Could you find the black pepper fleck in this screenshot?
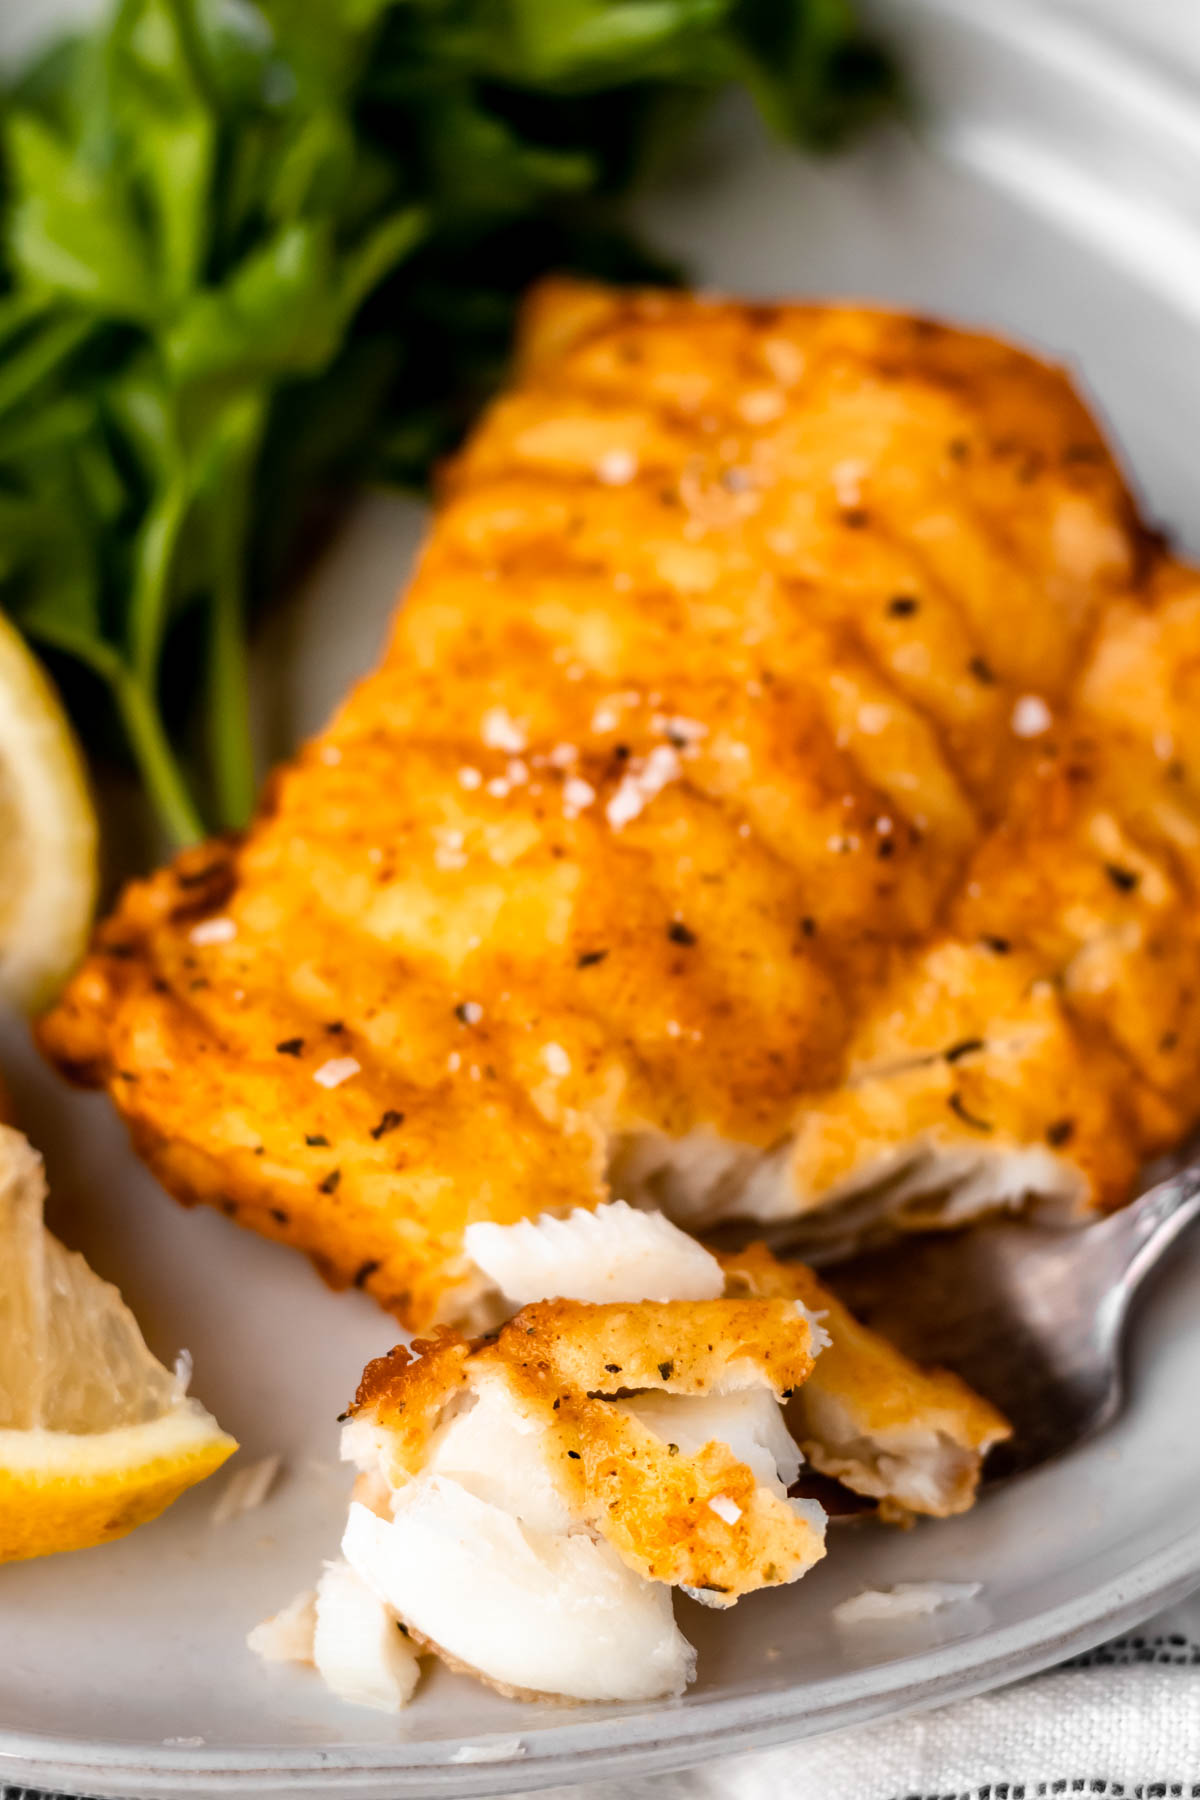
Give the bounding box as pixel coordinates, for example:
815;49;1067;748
275;1037;304;1057
318;1169;341;1194
887;595;919;617
305;1133;329;1147
370;1109;404;1140
567;1450;581;1460
944;1037;985;1064
352;1259;381;1289
1046;1119;1075;1147
968;655;996;685
667;921;696;946
982;935;1011;955
1105;863;1140;893
270;1208;289;1224
658;1360;675;1381
577;950;608;969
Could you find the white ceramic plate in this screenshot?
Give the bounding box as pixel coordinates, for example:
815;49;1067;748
4;2;1200;1793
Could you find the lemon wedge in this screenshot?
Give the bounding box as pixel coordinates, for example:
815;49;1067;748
0;1124;236;1563
0;612;98;1012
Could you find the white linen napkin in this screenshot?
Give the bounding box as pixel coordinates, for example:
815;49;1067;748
518;1591;1200;1800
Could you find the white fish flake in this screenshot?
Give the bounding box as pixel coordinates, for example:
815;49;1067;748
212;1454;281;1526
833;1581;982;1626
466;1200;724;1306
451;1738;527;1764
247;1589;317;1665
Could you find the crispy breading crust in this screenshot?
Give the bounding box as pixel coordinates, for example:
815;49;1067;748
352;1296;825;1603
721;1245;1009;1515
40;282;1200;1325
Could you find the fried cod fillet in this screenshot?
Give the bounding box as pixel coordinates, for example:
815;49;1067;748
40;283;1200;1326
719;1243;1008;1518
461;1199;1009;1520
251;1204;1005;1710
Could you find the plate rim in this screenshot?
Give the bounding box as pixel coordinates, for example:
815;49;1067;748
8;0;1200;1793
5;1512;1200;1797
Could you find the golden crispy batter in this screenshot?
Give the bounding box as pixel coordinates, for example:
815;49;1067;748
351;1295;825;1603
722;1245;1009;1516
40;282;1200;1324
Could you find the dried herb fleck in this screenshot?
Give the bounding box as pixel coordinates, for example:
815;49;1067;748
949;1092;993;1132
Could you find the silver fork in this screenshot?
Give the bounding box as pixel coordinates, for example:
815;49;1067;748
827;1155;1200;1480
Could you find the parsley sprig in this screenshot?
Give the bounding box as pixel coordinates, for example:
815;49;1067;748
0;0;896;842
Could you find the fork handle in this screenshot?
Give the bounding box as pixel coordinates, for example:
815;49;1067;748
1113;1158;1200;1292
